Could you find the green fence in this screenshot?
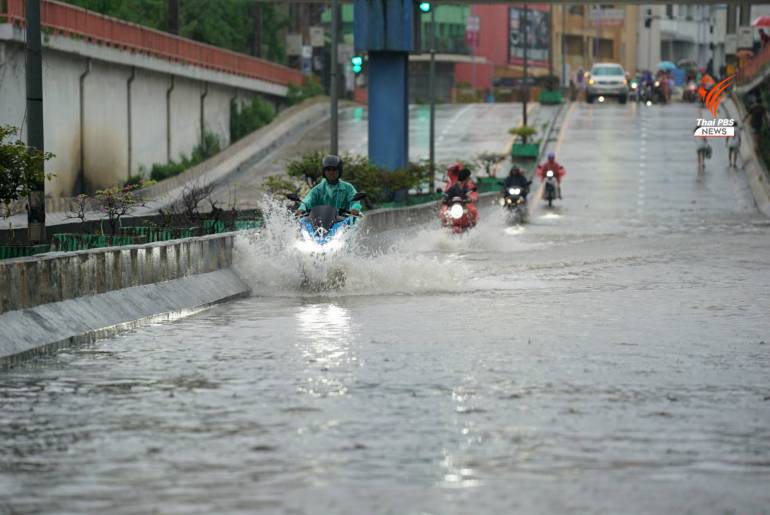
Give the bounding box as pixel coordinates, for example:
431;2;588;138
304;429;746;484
0;244;51;260
50;234;146;252
202;219;263;234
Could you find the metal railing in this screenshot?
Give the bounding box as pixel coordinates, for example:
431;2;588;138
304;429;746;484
0;0;303;87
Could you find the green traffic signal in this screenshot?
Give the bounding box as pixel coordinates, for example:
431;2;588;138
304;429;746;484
352;55;364;74
419;2;431;13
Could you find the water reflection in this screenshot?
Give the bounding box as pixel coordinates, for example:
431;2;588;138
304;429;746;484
295;304;356;397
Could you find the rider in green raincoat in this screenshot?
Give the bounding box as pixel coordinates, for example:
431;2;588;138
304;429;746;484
297;155;362;215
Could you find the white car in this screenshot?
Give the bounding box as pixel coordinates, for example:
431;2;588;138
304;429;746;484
586;63;629;104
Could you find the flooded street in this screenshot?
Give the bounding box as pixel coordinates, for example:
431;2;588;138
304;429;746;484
2;103;770;514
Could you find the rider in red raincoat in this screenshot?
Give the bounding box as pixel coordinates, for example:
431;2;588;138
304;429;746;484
536;152;566;198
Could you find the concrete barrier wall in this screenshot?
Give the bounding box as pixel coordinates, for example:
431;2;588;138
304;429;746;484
0;233;236;315
0;233;248;365
725;96;770;218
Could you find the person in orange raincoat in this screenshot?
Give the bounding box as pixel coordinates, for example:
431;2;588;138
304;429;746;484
536;152;566;199
443;162;462;192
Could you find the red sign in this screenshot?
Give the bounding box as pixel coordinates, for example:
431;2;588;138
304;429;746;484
465;15;480;48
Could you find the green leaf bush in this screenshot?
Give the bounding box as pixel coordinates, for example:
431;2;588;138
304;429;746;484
284;152;431;206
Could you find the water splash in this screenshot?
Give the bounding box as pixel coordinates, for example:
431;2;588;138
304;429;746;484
232;196;468;297
396;207;546;255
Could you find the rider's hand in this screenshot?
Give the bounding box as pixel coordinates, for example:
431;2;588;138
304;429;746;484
295;210;305;218
350;209;360;216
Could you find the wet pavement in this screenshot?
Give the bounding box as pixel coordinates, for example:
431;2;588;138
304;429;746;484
2;102;770;514
211;103;531;209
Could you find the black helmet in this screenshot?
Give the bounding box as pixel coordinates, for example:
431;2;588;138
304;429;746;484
322;154;343;180
457;168;471;181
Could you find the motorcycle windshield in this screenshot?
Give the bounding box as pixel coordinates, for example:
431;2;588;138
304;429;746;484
308;205;339;232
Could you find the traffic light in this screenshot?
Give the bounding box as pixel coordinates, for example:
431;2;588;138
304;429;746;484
418;2;431;13
351;55;364;74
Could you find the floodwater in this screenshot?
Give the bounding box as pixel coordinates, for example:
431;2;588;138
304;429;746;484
2;103;770;514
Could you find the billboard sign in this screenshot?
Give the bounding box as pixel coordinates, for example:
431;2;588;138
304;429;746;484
509;4;549;68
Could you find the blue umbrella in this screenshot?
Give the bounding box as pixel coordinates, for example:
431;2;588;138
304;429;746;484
657;61;677;71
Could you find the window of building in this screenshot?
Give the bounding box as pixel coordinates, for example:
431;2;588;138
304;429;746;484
565;35;584;56
597;39;613;60
568;5;584;16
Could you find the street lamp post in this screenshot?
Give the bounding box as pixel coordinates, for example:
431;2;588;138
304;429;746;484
26;0;45;243
523;4;528;128
429;7;436;192
330;0;339;155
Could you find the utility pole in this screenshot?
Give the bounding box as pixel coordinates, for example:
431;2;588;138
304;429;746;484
252;3;262;57
562;4;567;88
26;0;45;243
522;4;529;127
429;6;436;193
167;0;179;35
330;0;339;154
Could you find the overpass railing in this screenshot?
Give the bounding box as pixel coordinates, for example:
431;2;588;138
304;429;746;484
738;43;770;87
0;0;303;87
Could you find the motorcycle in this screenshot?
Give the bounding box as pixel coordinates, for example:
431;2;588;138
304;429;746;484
286;192;367;254
439;191;478;234
638;79;654;104
682;80;698;103
653;79;667;104
285;191;367;290
628;78;640;102
542;170;559;208
500;186;529;224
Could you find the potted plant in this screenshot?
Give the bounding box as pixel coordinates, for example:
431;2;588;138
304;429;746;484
538;75;564;105
509;125;540;159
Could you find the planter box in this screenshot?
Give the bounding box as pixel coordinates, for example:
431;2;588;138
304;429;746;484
511;143;540;159
476;177;503;193
539;90;563;105
0;244;50;260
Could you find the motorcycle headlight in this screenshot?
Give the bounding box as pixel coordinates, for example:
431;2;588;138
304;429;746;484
508;188;521;195
449;204;464;219
654;80;660;87
631;81;638;89
505;198;512;204
546;171;554;178
588;79;594;86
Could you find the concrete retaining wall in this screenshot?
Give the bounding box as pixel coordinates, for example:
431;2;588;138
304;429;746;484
0;25;285;198
725;96;770;218
0;233;249;366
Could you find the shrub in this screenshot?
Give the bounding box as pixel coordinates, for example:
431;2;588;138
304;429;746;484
150;132;221;182
260;175;303;197
0;125;55;231
509;125;537;144
287;77;325;106
285;152;431;205
230;96;276;142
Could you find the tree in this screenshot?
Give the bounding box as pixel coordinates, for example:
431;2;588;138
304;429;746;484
476;152;506;177
0;125;54;236
94;185;144;235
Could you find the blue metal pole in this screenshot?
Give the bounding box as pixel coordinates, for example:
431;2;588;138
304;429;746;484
354;0;414;171
368;51;409;170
